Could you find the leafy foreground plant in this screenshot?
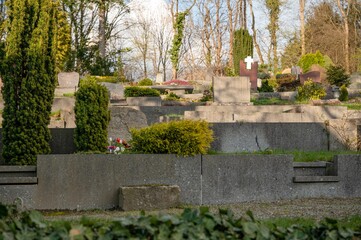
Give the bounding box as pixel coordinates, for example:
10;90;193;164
0;203;360;239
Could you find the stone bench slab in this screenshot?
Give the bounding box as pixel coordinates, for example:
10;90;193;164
293;176;339;183
119;185;180;211
0;177;38;185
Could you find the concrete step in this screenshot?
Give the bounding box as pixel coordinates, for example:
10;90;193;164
0;166;37;177
293;162;334;176
0;177;38;185
293;176;339;183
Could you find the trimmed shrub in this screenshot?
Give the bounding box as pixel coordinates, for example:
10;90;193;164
74;77;110;152
130;120;214;156
258;80;274;92
296;79;326;102
339;85;348;102
327;65;350;87
258;72;271;80
164;92;181;101
276;74;300;92
298;50;325;73
124;86;160;97
138;78;153;86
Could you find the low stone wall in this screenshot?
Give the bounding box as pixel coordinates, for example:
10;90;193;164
1;154;361;210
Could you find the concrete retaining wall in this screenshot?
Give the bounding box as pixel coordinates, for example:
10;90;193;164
1;154;361;210
210;123;333;152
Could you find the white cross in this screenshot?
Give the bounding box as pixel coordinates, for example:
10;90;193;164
244;56;254;70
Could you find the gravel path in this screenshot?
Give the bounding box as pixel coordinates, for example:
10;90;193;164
43;197;361;221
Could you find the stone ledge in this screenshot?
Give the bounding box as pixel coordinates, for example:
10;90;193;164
293;176;339;183
0;177;38;185
293;162;328;168
119;185;180;211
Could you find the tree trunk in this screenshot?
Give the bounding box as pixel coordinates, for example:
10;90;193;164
336;0;350;73
300;0;306;55
98;0;106;59
227;0;234;67
248;0;264;64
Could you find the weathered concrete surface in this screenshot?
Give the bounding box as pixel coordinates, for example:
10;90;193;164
210;123;331;152
126;97;162;106
108;107;148;140
213;76;250;103
34;154;201;210
119;185;180;211
201;155;294;204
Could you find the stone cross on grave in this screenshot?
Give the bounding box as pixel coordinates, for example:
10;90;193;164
244;56;254;70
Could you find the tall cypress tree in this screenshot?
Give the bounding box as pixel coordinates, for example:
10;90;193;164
2;0;59;165
233;29;253;75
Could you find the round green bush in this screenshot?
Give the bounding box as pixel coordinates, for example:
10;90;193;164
124;86;160;97
130;120;214;156
138;78;153;86
296;79;326;102
338;85;348;102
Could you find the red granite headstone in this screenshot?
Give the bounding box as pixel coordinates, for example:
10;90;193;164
239;60;258;90
299;71;321;85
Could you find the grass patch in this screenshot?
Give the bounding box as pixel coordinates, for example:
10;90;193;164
251;97;294;105
341;102;361;110
207;150;358;162
63;92;75;97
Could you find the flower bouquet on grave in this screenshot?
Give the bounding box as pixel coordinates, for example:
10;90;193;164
107;137;131;154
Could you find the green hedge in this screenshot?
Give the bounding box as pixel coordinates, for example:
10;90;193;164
0;204;359;239
124;86;160;97
74;78;110;152
130;120;214;156
138;78;153;86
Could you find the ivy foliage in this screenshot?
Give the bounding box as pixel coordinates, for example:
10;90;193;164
130;120;214;156
1;0;60;165
233;29;253;75
169;11;188;73
74;77;110;152
0;203;360;239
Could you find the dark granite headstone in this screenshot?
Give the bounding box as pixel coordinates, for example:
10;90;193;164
299;71;321;85
239;60;258;90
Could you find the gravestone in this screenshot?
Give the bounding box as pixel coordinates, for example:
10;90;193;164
239;56;258;90
56;72;80;96
100;82;125;101
156;73;164;83
213;76;251;104
58;72;79;88
348;73;361;89
299;71;321;85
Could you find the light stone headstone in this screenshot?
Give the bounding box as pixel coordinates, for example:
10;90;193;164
100;82;125;100
156;73;164;83
57;72;80;88
213;76;250;104
348;73;361;89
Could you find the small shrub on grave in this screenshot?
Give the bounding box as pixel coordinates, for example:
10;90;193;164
138;78;153;86
124;86;160;97
339;84;349;102
74;77;110;152
296;79;326;102
258;80;274;92
164;92;181;101
326;65;350;87
275;73;300;92
258;72;271;80
130;120;214;156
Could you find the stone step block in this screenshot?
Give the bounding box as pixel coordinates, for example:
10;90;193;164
119;185;180;211
0;177;38;185
293;176;339;183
